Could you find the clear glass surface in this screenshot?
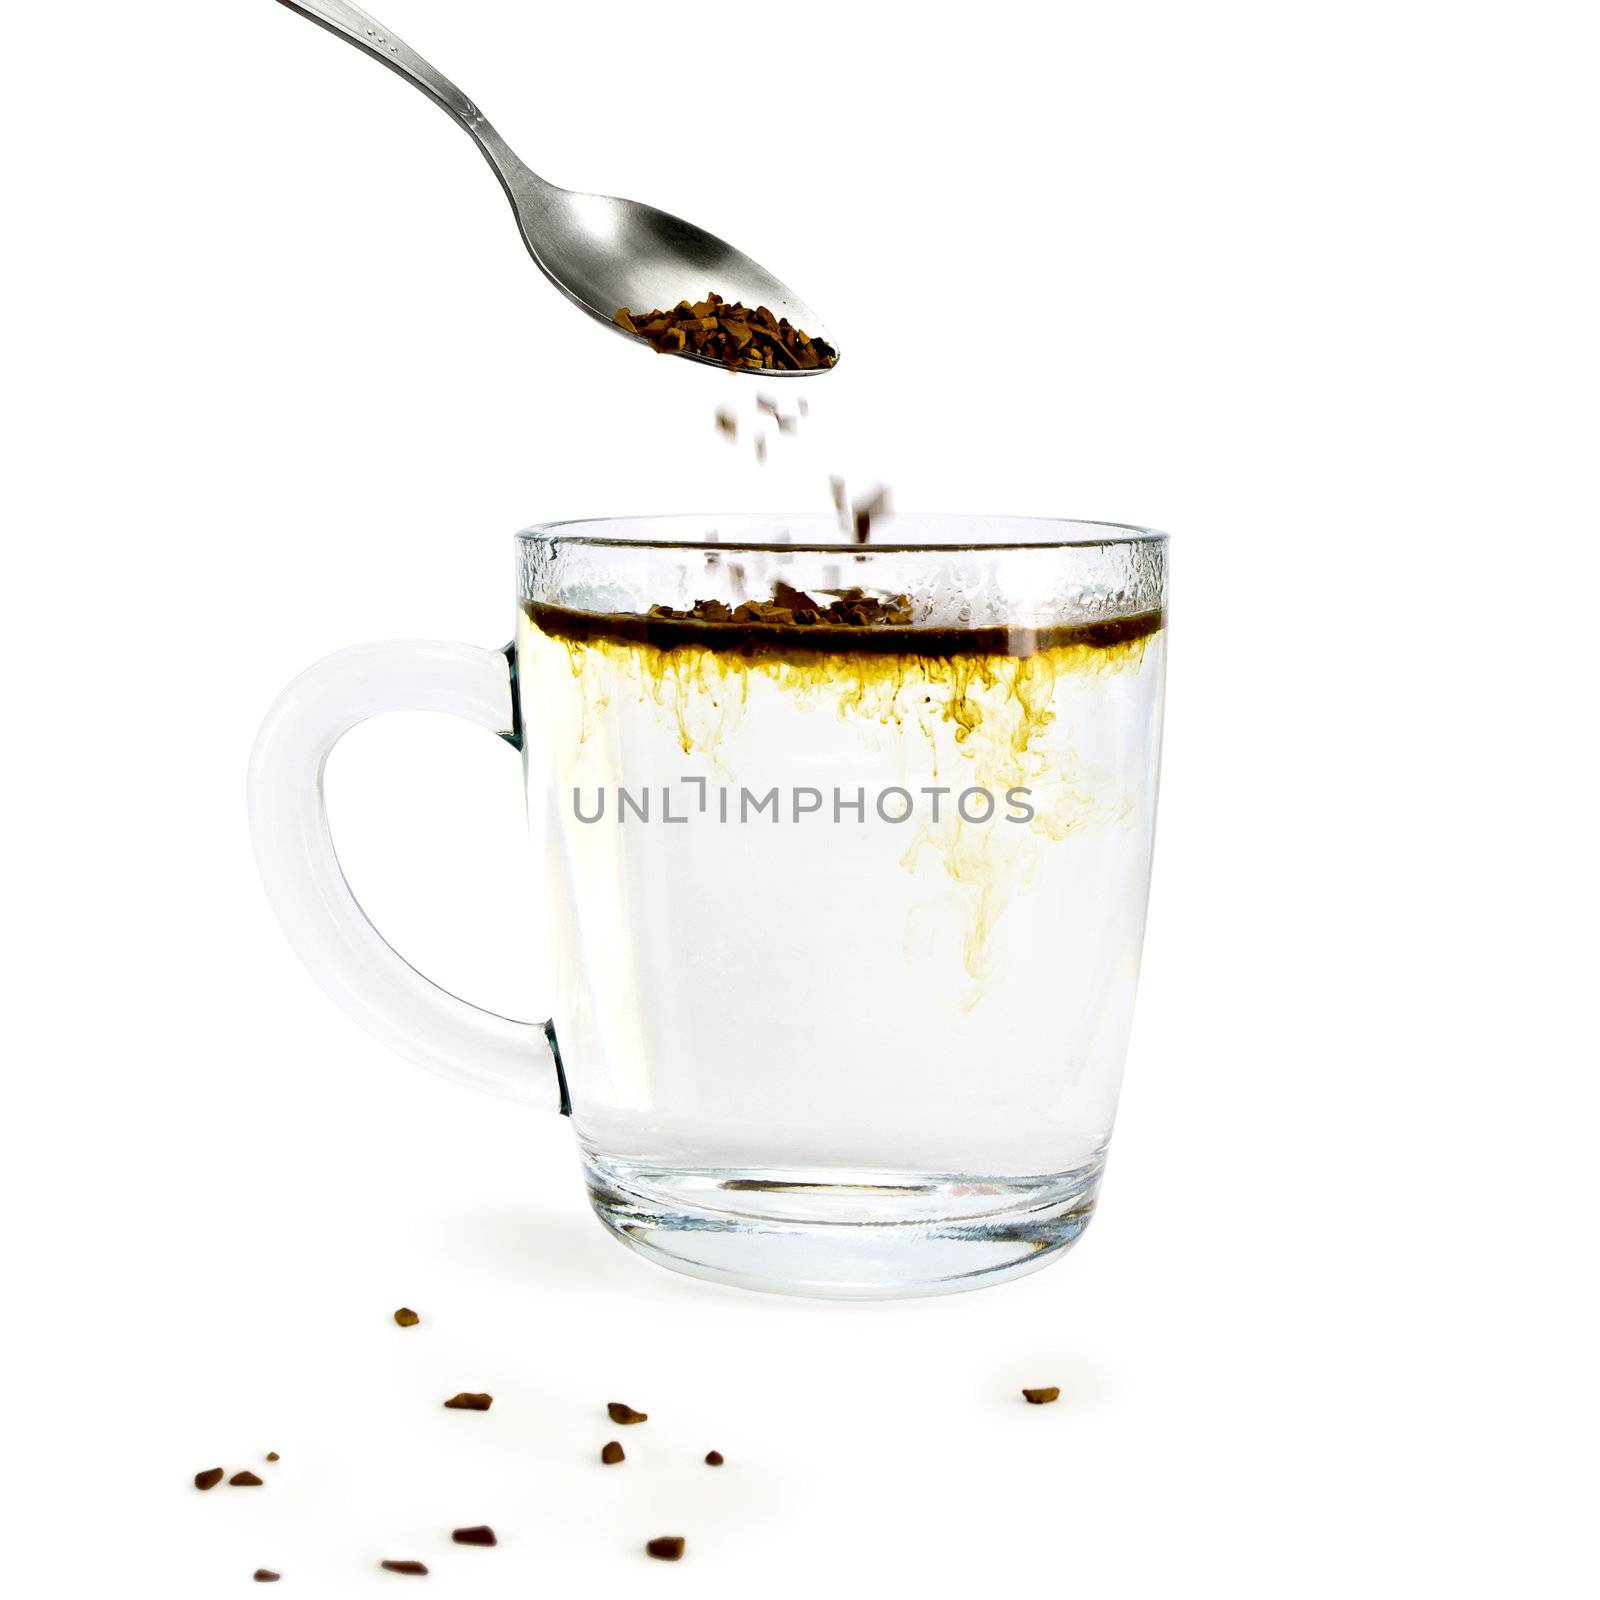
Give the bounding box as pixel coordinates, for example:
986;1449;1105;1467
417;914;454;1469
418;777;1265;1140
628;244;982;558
516;515;1167;1296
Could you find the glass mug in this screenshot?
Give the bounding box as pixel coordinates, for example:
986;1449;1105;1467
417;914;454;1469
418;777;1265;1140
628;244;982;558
249;515;1168;1297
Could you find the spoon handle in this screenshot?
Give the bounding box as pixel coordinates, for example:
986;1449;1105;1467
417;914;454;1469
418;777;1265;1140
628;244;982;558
273;1;481;122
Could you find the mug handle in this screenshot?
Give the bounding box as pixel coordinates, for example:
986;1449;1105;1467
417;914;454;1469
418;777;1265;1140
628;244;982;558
247;640;565;1112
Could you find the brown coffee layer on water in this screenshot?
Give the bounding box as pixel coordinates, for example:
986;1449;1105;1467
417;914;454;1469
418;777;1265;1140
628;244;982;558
520;595;1162;777
521;596;1163;989
522;599;1163;661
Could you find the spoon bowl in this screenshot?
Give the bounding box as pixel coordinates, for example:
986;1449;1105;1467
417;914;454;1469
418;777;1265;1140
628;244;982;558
273;0;838;371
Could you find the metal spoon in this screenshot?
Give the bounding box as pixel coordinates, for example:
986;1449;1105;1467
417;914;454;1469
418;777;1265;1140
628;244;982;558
271;0;838;373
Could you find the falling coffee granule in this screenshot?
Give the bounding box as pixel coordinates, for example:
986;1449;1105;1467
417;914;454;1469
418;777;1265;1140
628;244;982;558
253;1572;280;1584
230;1471;265;1487
851;484;892;545
615;293;837;372
265;1452;279;1462
829;475;849;535
380;1560;429;1575
704;1451;724;1467
646;1536;686;1562
607;1402;648;1425
443;1392;493;1411
1021;1386;1061;1405
452;1526;497;1547
601;1441;625;1465
713;408;737;439
393;1307;420;1327
194;1467;224;1491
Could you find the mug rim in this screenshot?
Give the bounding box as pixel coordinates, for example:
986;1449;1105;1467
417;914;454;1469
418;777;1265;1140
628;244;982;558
516;512;1168;555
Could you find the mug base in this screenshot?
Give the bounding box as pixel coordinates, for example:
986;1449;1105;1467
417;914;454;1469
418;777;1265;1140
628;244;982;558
580;1147;1103;1299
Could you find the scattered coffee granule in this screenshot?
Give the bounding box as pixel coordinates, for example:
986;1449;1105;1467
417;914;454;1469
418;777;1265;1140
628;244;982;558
713;408;737;439
380;1560;429;1575
230;1471;265;1487
704;1451;724;1467
194;1467;225;1491
615;293;837;371
253;1572;280;1584
798;396;809;417
601;1441;625;1465
1021;1387;1061;1405
753;431;767;465
646;1536;686;1562
443;1392;492;1411
393;1307;420;1327
755;393;780;419
265;1452;279;1462
452;1526;497;1546
607;1402;648;1425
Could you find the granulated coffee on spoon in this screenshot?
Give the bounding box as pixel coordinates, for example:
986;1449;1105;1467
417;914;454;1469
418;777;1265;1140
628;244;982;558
616;293;837;371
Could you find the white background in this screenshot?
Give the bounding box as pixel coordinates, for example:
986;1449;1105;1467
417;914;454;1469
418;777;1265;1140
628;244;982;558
3;1;1597;1594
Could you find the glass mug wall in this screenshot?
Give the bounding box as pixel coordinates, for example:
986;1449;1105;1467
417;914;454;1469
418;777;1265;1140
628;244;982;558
249;516;1167;1297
